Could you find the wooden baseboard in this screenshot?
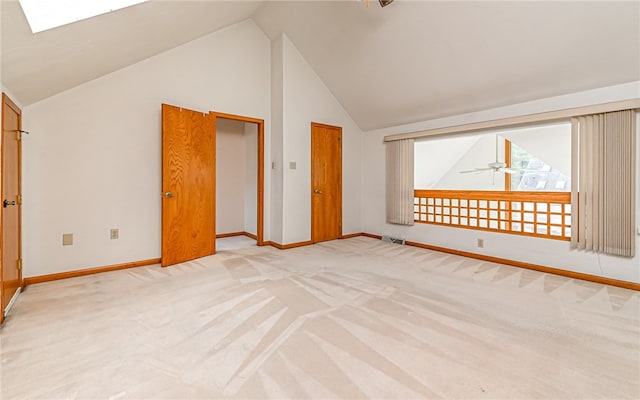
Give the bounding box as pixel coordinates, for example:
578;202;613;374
23;235;638;290
341;232;364;239
216;231;257;240
243;232;258;240
266;240;314;250
24;258;161;286
356;233;638;291
216;231;244;238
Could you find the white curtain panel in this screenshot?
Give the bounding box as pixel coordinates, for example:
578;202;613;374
386;138;415;225
571;110;636;257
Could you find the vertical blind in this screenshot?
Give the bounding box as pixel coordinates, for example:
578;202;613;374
386;138;415;225
571;110;636;257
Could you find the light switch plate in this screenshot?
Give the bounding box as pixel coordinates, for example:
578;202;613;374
289;161;296;170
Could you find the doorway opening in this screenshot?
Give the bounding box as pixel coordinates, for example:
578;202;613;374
212;112;264;252
215;117;257;250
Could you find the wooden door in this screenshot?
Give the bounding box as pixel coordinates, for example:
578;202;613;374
311;122;342;243
161;104;216;267
1;93;23;323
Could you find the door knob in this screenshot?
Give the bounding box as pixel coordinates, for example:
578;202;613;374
3;199;16;208
314;189;323;194
164;192;175;198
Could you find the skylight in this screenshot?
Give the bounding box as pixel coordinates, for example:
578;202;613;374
18;0;148;33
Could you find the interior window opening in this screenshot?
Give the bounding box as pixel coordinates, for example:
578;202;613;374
414;122;571;192
413;121;572;240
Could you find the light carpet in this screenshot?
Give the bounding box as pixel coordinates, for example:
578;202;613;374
1;237;638;399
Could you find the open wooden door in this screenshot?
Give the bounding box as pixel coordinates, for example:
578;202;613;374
311;122;342;243
1;93;23;324
161;104;216;267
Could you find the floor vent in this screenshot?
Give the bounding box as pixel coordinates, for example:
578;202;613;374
381;235;405;245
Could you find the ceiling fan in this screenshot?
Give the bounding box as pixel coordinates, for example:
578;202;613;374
459;135;518;177
365;0;394;7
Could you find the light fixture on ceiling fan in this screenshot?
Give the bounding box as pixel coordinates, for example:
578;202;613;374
365;0;395;7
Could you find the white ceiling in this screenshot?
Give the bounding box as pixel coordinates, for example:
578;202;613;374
2;0;639;131
1;0;263;105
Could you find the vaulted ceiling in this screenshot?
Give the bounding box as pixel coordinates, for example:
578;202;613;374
2;1;639;131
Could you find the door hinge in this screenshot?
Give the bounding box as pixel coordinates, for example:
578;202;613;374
17;195;22;205
17;259;22;271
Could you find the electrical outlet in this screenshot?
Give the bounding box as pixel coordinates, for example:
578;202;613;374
476;238;484;248
110;229;119;240
62;233;73;246
289;161;296;170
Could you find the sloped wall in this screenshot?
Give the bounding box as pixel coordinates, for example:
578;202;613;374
21;20;271;277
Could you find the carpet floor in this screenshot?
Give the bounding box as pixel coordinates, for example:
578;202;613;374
1;237;638;399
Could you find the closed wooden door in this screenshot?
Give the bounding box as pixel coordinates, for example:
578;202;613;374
1;93;23;323
311;122;342;243
161;104;216;267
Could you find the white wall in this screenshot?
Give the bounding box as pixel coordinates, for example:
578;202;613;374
278;34;363;244
269;35;284;244
21;20;271;277
363;82;640;283
244;123;258;235
216;119;258;236
216;118;247;234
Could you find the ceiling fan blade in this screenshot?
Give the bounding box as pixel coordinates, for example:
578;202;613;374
504;167;541;175
459;167;492;174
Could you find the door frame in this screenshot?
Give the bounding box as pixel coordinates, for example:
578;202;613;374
210;111;265;246
310;122;343;243
1;93;23;325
